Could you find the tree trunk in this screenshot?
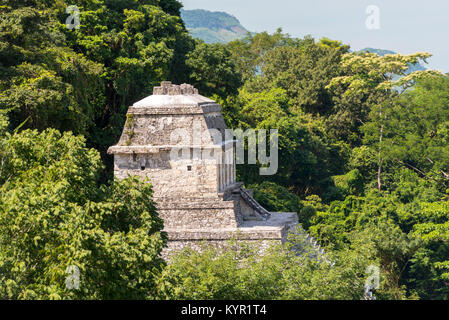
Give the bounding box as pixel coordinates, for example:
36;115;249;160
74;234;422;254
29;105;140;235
377;108;384;192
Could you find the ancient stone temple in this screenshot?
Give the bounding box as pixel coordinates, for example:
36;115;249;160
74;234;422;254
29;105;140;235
108;81;298;256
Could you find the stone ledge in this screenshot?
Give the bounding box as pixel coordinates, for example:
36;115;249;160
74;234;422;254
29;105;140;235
164;228;285;241
164;212;298;241
108;144;225;155
128;103;221;115
155;198;235;209
240;212;298;228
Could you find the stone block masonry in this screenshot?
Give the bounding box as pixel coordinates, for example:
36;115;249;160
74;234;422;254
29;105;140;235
108;82;298;258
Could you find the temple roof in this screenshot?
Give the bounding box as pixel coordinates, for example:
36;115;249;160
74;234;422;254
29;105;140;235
132;81;215;108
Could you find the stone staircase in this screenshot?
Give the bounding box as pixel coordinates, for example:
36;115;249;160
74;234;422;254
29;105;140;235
288;226;327;262
238;187;327;262
239;187;271;220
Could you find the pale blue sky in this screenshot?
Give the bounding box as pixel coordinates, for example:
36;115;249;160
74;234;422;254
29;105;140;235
181;0;449;72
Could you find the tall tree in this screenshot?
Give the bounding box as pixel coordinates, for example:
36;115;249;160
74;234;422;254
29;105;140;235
327;51;437;191
185;40;242;98
244;36;348;116
226;28;300;82
0;128;166;299
58;0;194;153
0;0;104;134
363;75;449;191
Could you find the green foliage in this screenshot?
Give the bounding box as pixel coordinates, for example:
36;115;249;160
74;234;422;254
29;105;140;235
157;232;367;300
244;36;348;115
408;201;449;299
226;28;301;81
348;146;378;180
221;33;351;197
0;2;104;134
0;112;8;136
308;180;449;299
56;0;194;157
228;84;348;197
331;169;364;198
297;195;328;230
0;129;166;299
237;87;289;127
2;2;449;299
362;75;449;192
327;50;436;146
62;0;191;104
348;221;419;300
360;48;427;74
249;181;302;213
185;41;242;98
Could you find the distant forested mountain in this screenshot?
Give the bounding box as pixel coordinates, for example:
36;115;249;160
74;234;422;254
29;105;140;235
180;9;427;77
180;9;250;43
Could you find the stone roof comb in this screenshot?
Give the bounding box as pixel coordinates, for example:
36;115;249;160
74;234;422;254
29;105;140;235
153;81;199;95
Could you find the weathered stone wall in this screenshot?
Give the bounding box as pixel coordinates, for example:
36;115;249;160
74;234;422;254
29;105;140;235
114;152;220;198
108;82;299;261
240;196;258;220
111;99;236;196
161;211;298;259
118;113;226;147
156;197;239;229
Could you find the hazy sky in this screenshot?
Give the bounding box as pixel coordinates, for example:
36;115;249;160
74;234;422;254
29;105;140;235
181;0;449;72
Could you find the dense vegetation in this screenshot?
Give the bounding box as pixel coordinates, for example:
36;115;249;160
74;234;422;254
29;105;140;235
1;0;449;300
